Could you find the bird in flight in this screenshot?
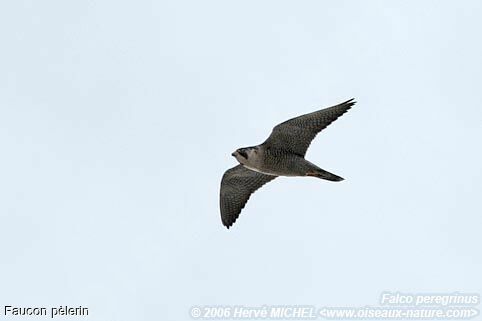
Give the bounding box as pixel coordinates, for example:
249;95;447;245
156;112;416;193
220;98;356;229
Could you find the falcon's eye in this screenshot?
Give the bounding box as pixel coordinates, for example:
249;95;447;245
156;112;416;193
238;150;248;159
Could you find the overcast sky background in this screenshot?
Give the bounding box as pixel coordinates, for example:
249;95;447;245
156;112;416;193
1;0;481;320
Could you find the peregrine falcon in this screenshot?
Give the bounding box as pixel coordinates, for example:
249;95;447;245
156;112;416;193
220;98;356;228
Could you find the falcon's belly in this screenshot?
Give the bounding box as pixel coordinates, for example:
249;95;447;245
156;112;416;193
242;164;283;176
244;152;312;177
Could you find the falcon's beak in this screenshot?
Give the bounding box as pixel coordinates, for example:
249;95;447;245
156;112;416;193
231;151;237;157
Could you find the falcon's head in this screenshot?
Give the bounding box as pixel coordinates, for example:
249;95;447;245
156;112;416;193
231;146;258;165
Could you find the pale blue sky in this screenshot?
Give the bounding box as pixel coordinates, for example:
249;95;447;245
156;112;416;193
1;1;481;320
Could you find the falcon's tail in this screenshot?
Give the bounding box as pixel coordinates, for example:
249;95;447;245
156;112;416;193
307;168;344;182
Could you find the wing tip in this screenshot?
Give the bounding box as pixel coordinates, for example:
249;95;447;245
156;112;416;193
342;98;356;108
223;220;234;229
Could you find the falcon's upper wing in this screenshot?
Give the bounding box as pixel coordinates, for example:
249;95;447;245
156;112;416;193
220;165;277;228
262;99;356;156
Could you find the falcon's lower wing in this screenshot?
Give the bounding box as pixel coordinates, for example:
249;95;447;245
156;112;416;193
220;165;277;228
